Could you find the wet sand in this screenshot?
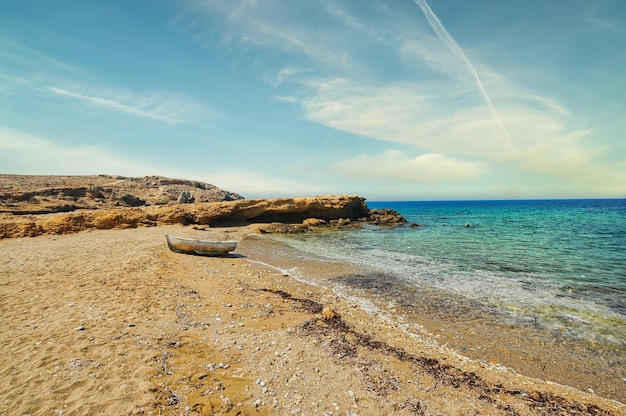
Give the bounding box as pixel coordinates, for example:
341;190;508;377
1;225;624;415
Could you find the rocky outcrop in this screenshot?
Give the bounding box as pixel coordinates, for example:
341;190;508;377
366;208;407;225
0;174;408;238
0;175;243;214
0;195;372;238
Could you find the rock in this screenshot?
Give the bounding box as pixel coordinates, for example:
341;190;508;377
366;208;407;225
302;218;327;226
321;307;339;320
0;174;243;215
0;194;370;238
257;223;311;234
120;194;145;207
177;190;195;204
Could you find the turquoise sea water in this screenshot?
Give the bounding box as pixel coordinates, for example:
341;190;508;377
240;198;626;399
252;199;626;349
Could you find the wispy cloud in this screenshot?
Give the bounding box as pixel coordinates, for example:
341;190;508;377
298;77;517;161
412;0;511;145
177;1;614;191
45;86;194;125
0;37;86;76
1;71;218;125
336;150;486;184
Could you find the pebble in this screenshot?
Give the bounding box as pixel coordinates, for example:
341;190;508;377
74;325;85;331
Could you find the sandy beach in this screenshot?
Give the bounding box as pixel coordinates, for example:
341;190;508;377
1;224;624;415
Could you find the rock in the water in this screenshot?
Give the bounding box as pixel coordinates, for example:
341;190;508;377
366;208;407;225
257;223;311;234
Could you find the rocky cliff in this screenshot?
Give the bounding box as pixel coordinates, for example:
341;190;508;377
0;174;243;215
0;175;407;238
0;195;406;238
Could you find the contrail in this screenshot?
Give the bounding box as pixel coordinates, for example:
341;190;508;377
413;0;513;146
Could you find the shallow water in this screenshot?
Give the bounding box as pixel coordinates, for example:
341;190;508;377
239;199;626;401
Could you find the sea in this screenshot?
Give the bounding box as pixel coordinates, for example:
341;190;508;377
239;199;626;399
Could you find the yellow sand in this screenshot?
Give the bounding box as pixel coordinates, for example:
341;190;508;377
1;225;623;415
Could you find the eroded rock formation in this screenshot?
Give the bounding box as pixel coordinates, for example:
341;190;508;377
0;175;407;238
0;195;385;238
0;174;243;215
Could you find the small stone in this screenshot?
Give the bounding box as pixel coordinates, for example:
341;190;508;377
128;323;136;327
74;325;85;331
321;307;339;320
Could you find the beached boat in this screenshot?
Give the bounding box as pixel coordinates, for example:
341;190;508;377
166;235;237;256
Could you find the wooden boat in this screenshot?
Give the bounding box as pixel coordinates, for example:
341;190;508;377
166;235;237;256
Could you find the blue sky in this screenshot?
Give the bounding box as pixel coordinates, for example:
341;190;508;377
1;0;625;200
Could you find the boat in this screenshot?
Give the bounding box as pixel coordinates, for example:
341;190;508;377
166;235;237;256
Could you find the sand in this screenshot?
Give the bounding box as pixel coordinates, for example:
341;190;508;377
1;225;624;415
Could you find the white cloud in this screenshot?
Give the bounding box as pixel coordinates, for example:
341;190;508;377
198;169;329;199
0;128;158;175
336;149;486;184
175;1;626;198
267;66;311;87
299;77;517;161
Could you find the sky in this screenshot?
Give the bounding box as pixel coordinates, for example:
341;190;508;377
1;0;625;200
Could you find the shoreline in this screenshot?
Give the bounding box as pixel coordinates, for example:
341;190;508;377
1;225;624;415
239;232;626;403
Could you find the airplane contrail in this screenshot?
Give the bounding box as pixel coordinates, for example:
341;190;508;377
413;0;513;146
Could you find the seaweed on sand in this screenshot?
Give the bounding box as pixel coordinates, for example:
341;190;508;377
269;289;614;416
258;288;324;313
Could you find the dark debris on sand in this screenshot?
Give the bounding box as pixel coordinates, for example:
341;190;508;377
264;288;614;416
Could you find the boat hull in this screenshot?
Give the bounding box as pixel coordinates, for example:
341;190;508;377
166;235;237;256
